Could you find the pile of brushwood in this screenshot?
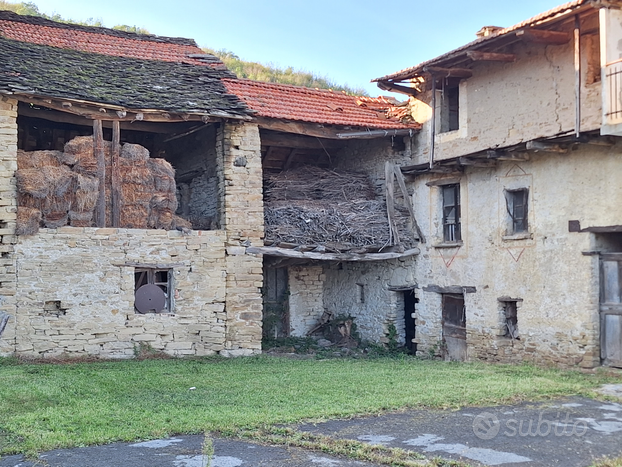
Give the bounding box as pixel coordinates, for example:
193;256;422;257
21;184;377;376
263;166;414;252
16;136;190;235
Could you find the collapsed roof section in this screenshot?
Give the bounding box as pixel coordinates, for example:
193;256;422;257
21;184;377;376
373;0;600;94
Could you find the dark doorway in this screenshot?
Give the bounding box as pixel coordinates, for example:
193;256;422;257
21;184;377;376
442;294;466;361
404;290;417;353
263;266;289;339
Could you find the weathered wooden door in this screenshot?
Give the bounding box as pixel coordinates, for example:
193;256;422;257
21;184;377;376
601;253;622;368
404;290;417;354
263;267;289;339
442;294;467;361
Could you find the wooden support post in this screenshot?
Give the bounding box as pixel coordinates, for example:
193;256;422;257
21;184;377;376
574;15;581;138
429;78;437;169
385;161;399;245
393;165;426;243
111;120;121;228
93;119;106;227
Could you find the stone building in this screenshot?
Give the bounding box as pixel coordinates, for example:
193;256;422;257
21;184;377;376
0;11;420;358
374;0;622;367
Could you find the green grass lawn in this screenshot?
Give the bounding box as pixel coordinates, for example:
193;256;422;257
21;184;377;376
0;355;617;456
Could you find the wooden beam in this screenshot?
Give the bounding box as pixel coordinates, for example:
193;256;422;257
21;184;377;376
93;119;106;228
283;148;298;171
423;66;473;78
458;157;497;167
422;284;477;294
516;29;571;45
255;117;344;139
247;246;420;262
393;164;425;243
17;103;192;133
259;131;344;149
466;51;516;62
385;161;399;245
525;141;568;153
376;80;419;96
111;121;121;228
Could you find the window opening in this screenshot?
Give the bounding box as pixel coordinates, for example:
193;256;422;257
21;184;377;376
357;283;365;304
505;189;528;234
134;268;172;313
442;184;461;242
501;301;519;339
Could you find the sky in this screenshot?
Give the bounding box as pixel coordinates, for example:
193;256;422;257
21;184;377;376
33;0;566;96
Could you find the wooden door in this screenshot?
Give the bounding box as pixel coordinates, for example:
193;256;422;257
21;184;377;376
442;294;467;361
263;267;289;339
601;253;622;368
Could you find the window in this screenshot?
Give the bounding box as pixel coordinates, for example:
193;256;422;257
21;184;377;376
439;82;460;133
442;184;461;242
134;268;173;313
505;189;528;234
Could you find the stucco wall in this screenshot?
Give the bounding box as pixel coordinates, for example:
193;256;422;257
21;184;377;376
409;28;602;164
411;143;622;367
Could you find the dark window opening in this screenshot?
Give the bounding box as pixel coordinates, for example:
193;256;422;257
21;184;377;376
501;300;519;339
442;184;461;242
357;283;365;304
505;189;529;234
439;81;460;133
134;268;172;313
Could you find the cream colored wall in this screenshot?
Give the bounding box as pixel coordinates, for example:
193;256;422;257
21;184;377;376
409;32;602;165
411;144;622;367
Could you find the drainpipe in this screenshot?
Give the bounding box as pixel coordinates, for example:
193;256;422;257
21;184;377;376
574;14;581;138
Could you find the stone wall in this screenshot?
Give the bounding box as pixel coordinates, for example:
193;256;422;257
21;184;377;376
322;258;416;343
411;144;620;367
0;97;18;356
13;227;227;358
288;265;325;336
219;122;264;356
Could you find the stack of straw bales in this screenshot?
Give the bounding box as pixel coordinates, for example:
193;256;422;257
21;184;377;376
16;136;188;235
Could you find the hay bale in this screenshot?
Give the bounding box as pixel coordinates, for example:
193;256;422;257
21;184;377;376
74;174;99;212
43;211;68;229
120;204;149;229
17;150;62;169
69;210;93;227
121;143;149;161
147;158;175;178
64;136;93;156
120;161;154;186
150;193;177;212
16;206;41;235
148;208;173;230
16;169;49;198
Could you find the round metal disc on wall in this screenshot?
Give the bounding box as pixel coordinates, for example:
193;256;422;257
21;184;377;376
135;284;166;313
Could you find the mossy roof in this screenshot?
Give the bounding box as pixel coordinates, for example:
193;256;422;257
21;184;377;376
0;36;251;118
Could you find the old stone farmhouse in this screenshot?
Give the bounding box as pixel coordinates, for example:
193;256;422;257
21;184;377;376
374;0;622;368
0;11;419;358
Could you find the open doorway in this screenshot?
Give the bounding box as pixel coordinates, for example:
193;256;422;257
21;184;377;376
404;290;417;353
263;266;289;340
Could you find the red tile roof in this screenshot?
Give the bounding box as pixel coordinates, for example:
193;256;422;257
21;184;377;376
0;10;220;67
223;79;418;129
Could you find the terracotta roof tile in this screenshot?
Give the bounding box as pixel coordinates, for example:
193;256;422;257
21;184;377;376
0;10;222;68
223;79;419;129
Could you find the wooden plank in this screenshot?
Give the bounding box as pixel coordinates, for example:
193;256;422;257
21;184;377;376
393;164;425;243
247;246;420;262
466;51;516;62
111;121;121;228
516;29;571;45
423;284;477;294
425;177;462;187
423;66;473;78
525;141;568;153
574;15;581;138
93;119;106;228
385;161;399;245
255;117;344;139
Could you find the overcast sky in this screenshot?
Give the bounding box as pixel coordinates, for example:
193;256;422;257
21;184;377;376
34;0;564;95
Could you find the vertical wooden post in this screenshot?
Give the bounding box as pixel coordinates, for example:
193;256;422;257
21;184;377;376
385;161;399;246
93;119;106;227
111;121;121;228
574;14;581;138
429;77;437;169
